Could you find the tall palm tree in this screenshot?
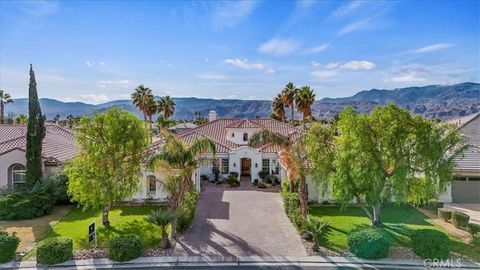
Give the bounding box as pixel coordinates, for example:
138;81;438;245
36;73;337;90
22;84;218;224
249;129;310;218
0;90;14;124
149;132;216;236
145;209;180;249
66;114;75;129
131;85;153;122
295;86;316;124
272;94;286;122
158;96;176;120
281;83;297;121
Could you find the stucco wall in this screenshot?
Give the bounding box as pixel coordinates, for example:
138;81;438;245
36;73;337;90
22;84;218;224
0;150;28;188
225;128;260;145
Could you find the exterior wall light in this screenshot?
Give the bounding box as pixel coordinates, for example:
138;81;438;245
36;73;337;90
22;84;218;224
233;163;236;167
255;163;258;168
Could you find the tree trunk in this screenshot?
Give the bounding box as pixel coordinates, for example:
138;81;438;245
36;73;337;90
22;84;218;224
289;178;295;193
372;203;382;226
291;103;294;121
149;115;153;142
102;205;110;226
160;227;170;249
0;101;4;124
298;178;308;218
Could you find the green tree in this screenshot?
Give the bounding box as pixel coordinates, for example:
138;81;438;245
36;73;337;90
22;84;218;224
272;93;286;122
157;96;176;120
145;209;180;249
65;107;149;225
308;104;466;225
26;65;46;187
281;82;297;121
66;114;75;129
0;90;13;124
131;84;153;122
295;86;316;124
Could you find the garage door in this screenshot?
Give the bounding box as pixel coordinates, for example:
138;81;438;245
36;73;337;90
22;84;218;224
452;181;480;203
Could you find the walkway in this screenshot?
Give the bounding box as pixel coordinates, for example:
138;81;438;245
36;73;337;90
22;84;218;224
173;181;307;256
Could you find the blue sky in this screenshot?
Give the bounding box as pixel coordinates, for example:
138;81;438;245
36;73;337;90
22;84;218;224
0;0;479;104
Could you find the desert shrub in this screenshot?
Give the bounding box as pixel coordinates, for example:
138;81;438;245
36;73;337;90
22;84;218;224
452;211;470;228
0;231;20;263
108;234;143;262
176;191;199;233
437;208;452;222
411;229;450;259
348;228;390;259
36;237;73;265
258;171;269;180
257;181;267;189
304;218;329;250
468;223;480;238
226;174;240;187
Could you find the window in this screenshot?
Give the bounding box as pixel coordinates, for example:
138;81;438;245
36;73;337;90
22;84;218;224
212;158;219;174
232;132;235;138
243;133;249;142
221;158;229;174
262;159;270;173
147;175;156;193
454;176;467;181
272;159;279;175
10;164;26;189
468;177;480;181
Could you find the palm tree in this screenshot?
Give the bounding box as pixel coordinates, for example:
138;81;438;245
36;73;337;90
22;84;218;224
144;96;157;141
249;129;310;218
149;132;216;236
15;114;28;124
131;85;153;122
145;209;180;249
281;83;297;121
158;96;176;120
66;114;75;129
0;90;14;124
295;86;316;124
272;94;286;122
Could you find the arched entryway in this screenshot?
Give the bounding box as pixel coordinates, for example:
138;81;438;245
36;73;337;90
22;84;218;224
240;158;251;177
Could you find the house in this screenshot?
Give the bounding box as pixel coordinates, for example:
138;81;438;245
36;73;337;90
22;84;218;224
0;124;77;190
443;113;480;203
167;122;198;134
131;111;300;201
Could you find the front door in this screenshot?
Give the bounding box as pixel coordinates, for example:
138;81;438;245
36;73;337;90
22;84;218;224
241;158;251;176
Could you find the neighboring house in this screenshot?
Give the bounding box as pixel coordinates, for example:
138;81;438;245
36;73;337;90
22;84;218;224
0;124;77;189
443;113;480;203
131;111;300;202
167;122;198;134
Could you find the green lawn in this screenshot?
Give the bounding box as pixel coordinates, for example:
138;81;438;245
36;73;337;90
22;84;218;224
309;205;480;260
45;206;164;249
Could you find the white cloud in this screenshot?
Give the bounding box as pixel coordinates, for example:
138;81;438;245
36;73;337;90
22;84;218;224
85;61;92;67
330;0;366;19
197;73;227;80
412;43;454;54
338;18;370;35
73;93;131;104
324;62;340;69
224;59;275;73
212;1;259;29
311;70;338;78
99;62;106;66
20;0;59;16
341;60;375;70
258;38;301;56
97;80;132;89
304;43;329;54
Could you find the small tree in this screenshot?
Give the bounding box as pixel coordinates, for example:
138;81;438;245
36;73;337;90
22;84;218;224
145;209;180;249
308;104;466;225
66;107;149;225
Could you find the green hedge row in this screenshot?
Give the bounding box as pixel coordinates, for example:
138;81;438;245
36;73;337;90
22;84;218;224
0;231;20;263
281;191;304;231
176;191;199;233
37;237;73;265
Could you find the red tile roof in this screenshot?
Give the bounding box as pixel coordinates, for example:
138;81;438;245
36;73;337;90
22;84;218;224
149;118;300;154
0;124;77;163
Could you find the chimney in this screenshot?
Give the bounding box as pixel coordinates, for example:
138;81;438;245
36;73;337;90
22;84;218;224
208;110;217;122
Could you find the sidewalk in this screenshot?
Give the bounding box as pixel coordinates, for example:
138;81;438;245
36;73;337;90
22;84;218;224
2;256;480;270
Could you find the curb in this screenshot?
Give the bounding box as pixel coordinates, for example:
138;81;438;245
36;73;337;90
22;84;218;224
2;255;480;269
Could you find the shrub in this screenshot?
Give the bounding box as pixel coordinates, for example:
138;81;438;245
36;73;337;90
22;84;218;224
229;172;239;178
0;231;20;263
468;223;480;238
258;171;269;180
108;234;143;262
452;211;470;228
348;228;390;259
282;192;305;231
212;167;220;181
424;199;443;210
265;175;273;184
200;174;209;181
304;218;329;250
36;237;73;265
257;181;267;189
273;175;280;185
176;191;199;233
437;208;452;222
0;186;54;220
253;179;258;186
42;172;71;205
411;229;450;259
226;174;240;187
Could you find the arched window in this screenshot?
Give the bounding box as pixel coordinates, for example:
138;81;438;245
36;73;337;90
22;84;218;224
8;164;26;190
147;175;157;193
243;133;248;142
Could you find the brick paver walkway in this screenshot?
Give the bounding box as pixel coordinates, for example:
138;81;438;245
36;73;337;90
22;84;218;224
173;180;307;256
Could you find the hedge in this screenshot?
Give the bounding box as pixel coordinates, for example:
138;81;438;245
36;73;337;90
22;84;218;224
452;211;470;228
437;208;452;222
348;228;390;259
411;229;450;259
281;191;304;231
176;191;199;233
36;237;73;265
108;234;143;262
0;231;20;263
468;223;480;238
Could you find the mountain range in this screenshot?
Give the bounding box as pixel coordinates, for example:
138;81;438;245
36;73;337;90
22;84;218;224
6;82;479;120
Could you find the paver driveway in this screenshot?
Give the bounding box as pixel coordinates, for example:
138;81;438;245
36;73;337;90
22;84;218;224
173;181;307;256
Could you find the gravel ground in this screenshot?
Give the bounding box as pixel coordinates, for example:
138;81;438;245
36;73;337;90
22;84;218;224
72;240;176;260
